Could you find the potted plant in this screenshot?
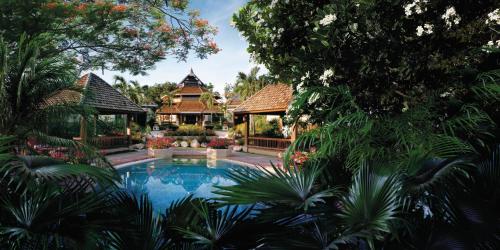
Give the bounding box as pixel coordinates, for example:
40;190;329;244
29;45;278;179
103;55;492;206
206;138;231;159
147;137;174;158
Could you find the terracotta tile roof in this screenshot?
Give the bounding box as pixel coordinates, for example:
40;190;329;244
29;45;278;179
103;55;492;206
233;83;293;114
42;73;144;114
42;89;82;107
226;96;242;107
157;100;221;114
177;85;205;95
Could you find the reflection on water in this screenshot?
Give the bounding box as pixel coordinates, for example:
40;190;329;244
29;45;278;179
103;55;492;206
118;158;245;212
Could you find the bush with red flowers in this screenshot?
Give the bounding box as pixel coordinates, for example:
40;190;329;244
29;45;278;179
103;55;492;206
290;151;309;166
147;137;174;149
206;138;229;149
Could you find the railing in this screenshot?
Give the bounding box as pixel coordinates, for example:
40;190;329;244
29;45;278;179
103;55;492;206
247;137;291;150
74;136;130;149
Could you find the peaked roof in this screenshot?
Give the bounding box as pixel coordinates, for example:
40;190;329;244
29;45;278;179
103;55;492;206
43;73;144;114
179;68;204;87
233;83;293;114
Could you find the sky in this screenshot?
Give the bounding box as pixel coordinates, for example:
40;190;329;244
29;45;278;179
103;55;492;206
91;0;257;94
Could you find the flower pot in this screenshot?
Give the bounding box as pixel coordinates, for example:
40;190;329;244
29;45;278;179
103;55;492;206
148;148;173;158
207;148;230;159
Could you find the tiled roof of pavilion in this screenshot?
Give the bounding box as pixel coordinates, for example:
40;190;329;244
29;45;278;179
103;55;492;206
233;83;293;114
43;73;144;114
157;100;221;114
226;96;242;107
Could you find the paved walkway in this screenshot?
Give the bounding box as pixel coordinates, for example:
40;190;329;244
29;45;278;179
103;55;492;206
106;148;282;168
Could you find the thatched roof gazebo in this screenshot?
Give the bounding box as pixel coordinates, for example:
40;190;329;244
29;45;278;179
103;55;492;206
232;83;295;156
44;73;145;149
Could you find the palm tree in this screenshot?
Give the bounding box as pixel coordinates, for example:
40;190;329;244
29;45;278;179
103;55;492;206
199;91;218;124
113;76;144;104
234;66;268;100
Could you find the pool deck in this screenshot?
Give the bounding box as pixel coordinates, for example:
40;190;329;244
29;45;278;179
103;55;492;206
106;148;283;168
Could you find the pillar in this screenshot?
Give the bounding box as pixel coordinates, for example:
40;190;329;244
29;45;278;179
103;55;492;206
291;123;298;142
79;115;87;143
245;114;250;152
126;114;131;146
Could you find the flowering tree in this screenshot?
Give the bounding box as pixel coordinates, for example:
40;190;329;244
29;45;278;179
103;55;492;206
234;0;499;115
228;2;500;248
0;0;219;74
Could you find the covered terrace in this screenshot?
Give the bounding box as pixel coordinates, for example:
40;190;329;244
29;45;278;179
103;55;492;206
232;83;295;156
44;73;145;150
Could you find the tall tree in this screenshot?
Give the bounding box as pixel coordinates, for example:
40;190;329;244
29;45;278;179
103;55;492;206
234;66;269;100
143;81;178;106
112;75;144;104
0;0;219;74
199;91;218;122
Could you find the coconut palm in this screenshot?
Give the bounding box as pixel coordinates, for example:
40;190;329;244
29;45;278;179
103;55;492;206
234;66;268;100
199;91;218;124
113;76;144;104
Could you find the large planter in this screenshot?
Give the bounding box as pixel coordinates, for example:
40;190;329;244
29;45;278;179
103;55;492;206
147;148;173;158
207;148;231;159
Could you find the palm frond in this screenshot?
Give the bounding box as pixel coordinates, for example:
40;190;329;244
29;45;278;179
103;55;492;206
214;164;340;211
340;164;402;249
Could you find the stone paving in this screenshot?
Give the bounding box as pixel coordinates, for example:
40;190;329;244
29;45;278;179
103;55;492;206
106;148;282;168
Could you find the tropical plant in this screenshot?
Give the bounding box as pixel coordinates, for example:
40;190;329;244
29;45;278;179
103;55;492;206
0;135;120;249
199;91;219;123
113;75;145;104
234;66;269;100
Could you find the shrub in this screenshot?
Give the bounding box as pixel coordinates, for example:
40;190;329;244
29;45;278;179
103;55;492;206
146;137;174;149
207;138;229;149
165;124;215;136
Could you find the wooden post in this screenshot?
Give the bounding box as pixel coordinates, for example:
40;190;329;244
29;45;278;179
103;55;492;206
79;115;87;143
245;114;250;152
291;123;298;142
93;114;97;136
126;114;131;146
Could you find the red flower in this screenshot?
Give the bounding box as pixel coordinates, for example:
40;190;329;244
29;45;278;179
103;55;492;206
290;151;309;165
157;24;172;33
75;3;87;12
111;4;127;13
147;137;174;149
194;19;209;28
44;2;58;9
207;138;229;149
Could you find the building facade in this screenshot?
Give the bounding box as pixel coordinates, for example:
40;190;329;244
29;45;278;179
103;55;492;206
156;69;221;126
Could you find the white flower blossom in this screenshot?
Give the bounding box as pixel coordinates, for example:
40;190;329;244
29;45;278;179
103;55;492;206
423;23;433;34
404;0;428;17
416;26;425;36
319;68;334;86
486;40;500;48
441;6;461;28
319;14;337;26
486;9;500;25
349;23;358;32
270;0;279;8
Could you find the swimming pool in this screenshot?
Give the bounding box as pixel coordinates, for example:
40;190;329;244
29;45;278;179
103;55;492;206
117;158;246;212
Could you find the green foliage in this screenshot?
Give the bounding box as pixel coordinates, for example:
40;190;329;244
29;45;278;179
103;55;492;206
0;0;219;74
233;0;500;114
233;66;271;100
165;124;215;136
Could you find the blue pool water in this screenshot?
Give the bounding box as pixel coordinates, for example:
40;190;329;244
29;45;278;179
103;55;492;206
117;158;246;212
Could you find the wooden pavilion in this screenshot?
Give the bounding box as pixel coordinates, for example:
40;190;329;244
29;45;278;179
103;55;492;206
44;73;145;149
156;69;222;126
233;83;295;156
